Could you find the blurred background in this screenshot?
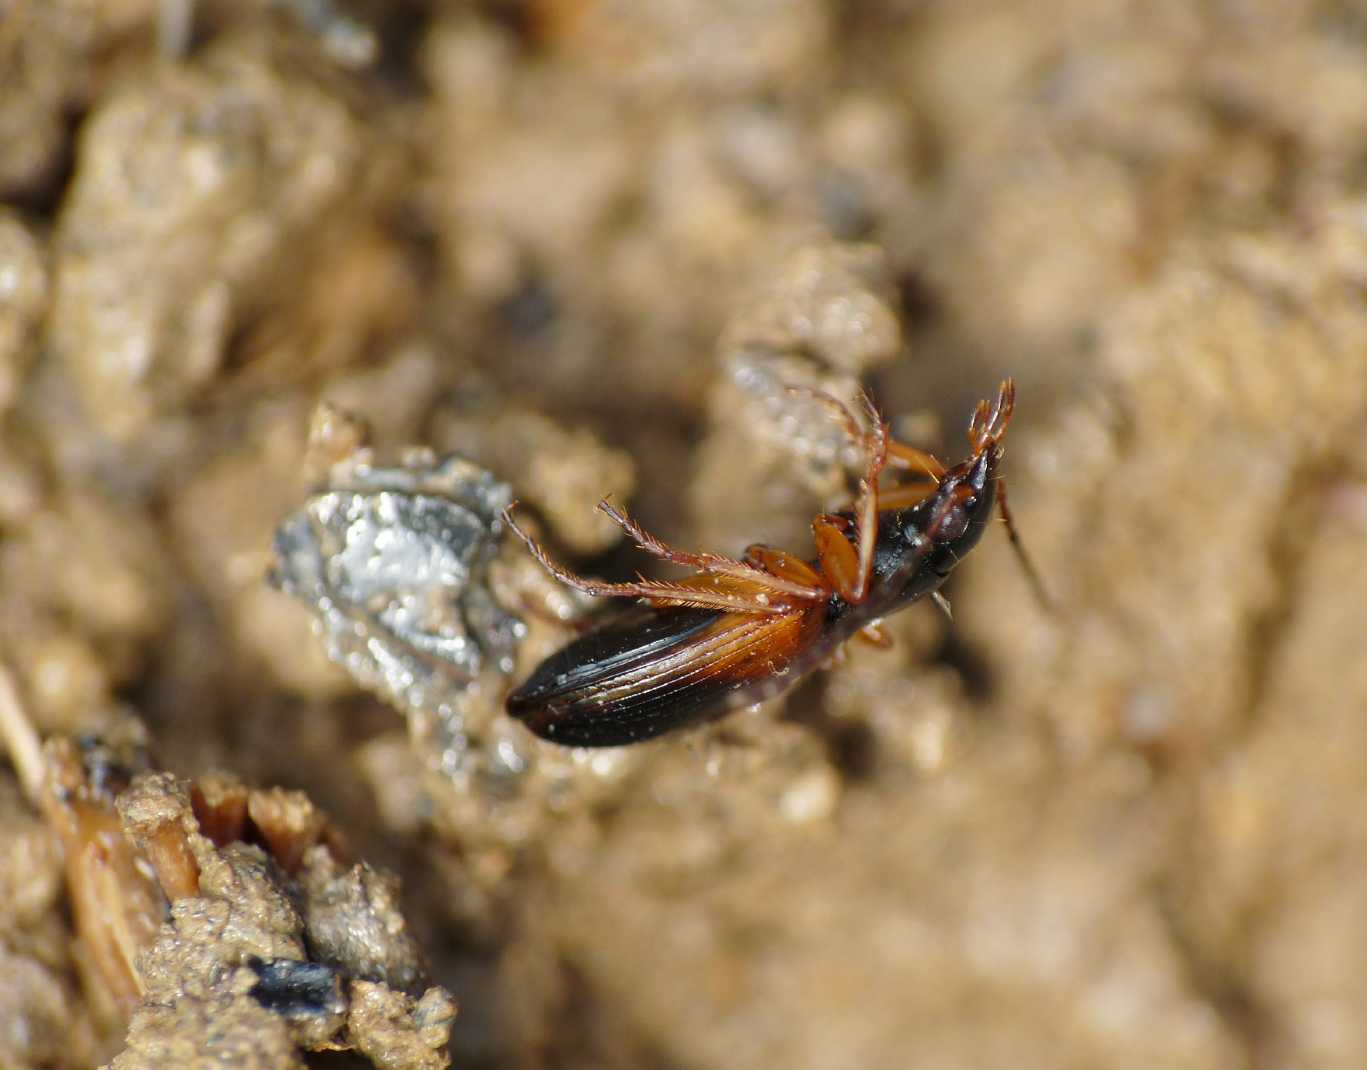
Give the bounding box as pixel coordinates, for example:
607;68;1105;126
2;0;1367;1067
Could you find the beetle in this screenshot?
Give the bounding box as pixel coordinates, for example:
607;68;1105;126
501;379;1045;746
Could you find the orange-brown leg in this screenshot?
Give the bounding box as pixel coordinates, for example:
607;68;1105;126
788;385;864;448
788;384;946;481
596;498;825;601
847;393;890;604
508;505;825;614
742;545;829;595
502;505;789;614
596;498;750;574
885;440;946;481
812;514;863;604
792;387;943;604
877;481;938;512
634;573;809;614
794;391;887;605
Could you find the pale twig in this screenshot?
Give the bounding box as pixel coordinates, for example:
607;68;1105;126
0;663;44;804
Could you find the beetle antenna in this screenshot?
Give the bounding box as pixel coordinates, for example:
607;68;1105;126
995;477;1056;615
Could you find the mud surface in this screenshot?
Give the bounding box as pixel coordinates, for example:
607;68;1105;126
2;2;1366;1067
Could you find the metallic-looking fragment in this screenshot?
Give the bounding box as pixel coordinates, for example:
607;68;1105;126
272;442;525;772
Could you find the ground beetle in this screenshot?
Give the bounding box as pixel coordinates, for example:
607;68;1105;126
503;380;1045;746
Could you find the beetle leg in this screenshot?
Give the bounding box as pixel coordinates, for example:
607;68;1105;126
596;497;749;574
845;392;890;604
812;514;863;604
503;506;650;597
876;481;938;511
598;499;827;601
885;440;946;481
742;544;828;595
787;385;864;448
790;386;940;604
788;383;943;476
504;505;792;614
622;575;795;614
